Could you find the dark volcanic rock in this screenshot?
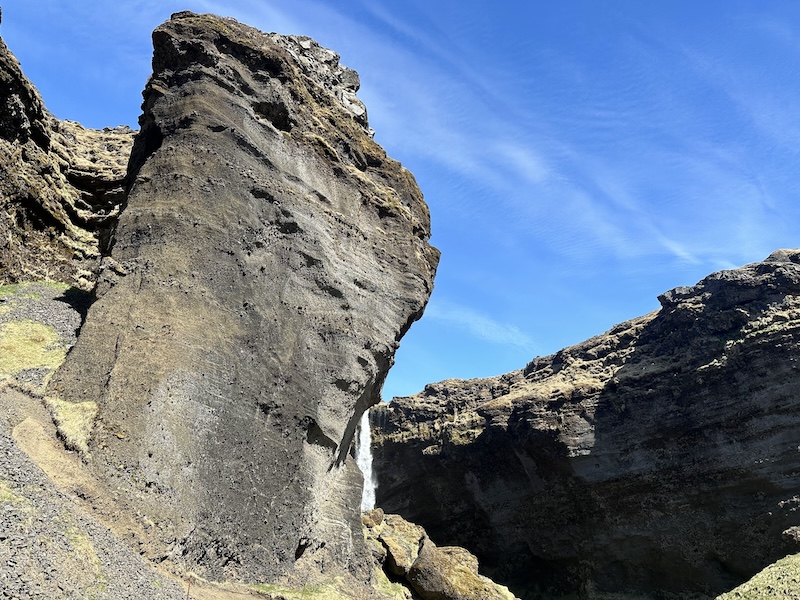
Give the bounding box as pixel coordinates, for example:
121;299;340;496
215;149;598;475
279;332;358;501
47;11;438;584
0;35;133;289
373;250;800;599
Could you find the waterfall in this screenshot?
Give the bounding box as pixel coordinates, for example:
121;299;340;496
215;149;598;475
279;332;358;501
356;409;376;511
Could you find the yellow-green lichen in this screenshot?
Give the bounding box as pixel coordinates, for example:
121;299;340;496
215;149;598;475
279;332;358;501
0;479;36;527
249;577;355;599
249;583;325;598
65;524;106;587
0;479;25;504
716;553;800;600
0;320;67;380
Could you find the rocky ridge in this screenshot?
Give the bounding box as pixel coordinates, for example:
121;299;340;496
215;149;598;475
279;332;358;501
373;249;800;599
0;33;134;289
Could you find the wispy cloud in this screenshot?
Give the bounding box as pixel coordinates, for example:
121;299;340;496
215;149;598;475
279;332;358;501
492;141;551;185
46;0;796;284
425;299;536;352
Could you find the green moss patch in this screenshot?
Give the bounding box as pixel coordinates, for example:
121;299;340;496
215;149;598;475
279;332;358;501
0;284;16;300
0;320;67;380
716;554;800;599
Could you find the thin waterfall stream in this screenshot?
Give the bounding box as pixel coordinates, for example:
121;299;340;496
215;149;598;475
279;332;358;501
356;409;376;511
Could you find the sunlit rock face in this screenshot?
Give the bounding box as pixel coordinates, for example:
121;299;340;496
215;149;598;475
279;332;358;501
0;35;133;289
373;250;800;599
47;11;438;582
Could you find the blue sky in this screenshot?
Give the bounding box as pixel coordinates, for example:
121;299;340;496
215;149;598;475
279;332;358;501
5;1;800;399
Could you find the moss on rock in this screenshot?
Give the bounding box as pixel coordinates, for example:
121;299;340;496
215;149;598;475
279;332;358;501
0;319;66;382
716;554;800;600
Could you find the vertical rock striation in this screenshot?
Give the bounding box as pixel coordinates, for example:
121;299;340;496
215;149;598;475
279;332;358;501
373;250;800;598
47;11;438;583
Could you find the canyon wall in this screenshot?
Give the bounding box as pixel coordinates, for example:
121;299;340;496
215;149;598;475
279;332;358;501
0;31;133;289
373;250;800;598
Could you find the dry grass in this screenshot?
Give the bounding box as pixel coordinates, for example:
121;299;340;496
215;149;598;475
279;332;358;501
45;397;98;455
0;320;66;381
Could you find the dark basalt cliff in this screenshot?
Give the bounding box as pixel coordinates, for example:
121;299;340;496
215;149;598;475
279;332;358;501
43;11;438;584
1;12;524;599
0;35;133;289
6;8;800;600
373;250;800;599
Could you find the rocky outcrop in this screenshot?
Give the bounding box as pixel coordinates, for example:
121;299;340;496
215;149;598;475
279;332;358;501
373;250;800;599
716;553;800;600
0;36;133;289
362;509;518;600
46;10;438;587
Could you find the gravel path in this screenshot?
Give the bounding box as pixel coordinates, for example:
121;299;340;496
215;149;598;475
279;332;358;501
0;418;187;599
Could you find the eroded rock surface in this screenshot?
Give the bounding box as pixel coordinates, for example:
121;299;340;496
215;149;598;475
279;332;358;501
373;250;800;599
0;285;439;600
0;36;133;289
47;11;438;585
362;509;518;600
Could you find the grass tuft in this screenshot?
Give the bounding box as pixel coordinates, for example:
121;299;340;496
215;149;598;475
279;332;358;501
0;320;66;382
45;397;98;455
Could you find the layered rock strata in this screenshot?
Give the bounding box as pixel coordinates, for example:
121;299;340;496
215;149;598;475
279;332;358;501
0;35;133;289
47;11;438;584
373;250;800;599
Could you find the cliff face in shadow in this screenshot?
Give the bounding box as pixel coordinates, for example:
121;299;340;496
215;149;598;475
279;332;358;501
373;249;800;599
44;11;438;584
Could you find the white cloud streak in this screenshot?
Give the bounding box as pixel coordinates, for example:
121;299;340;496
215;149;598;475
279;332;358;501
425;299;536;352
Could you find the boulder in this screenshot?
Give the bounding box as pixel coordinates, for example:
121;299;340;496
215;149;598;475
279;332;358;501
407;541;517;600
379;514;427;577
362;512;518;600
